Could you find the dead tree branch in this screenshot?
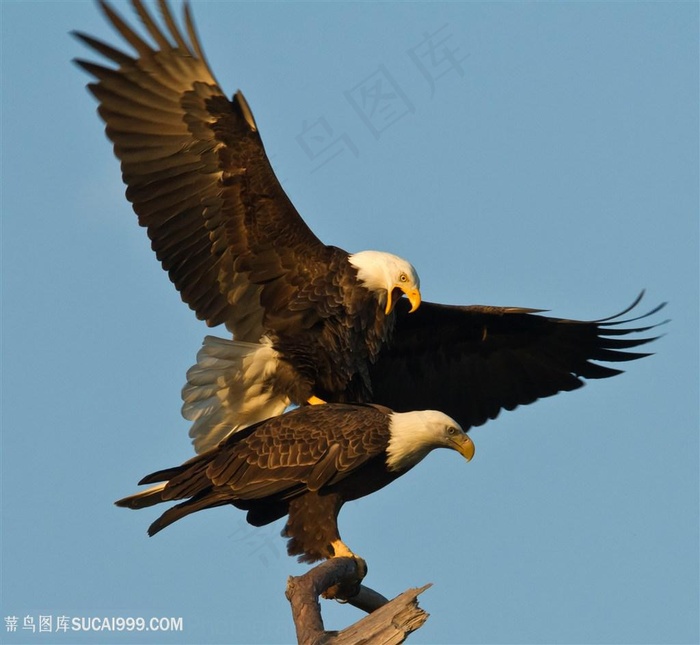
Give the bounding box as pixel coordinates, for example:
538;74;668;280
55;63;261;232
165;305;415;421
285;557;431;644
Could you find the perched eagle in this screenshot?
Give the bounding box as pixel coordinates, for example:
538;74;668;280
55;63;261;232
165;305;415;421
75;1;664;453
116;403;475;563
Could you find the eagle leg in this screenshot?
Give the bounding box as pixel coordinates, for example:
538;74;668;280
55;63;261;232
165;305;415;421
330;538;356;559
284;492;344;563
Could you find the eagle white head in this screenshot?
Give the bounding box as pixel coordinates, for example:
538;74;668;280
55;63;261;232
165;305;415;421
385;409;475;472
349;250;421;315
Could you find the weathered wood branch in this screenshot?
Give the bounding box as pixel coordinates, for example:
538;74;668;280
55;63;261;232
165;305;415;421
285;557;431;644
328;584;432;645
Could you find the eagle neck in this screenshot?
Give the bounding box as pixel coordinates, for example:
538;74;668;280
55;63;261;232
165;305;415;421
348;251;390;296
385;411;439;473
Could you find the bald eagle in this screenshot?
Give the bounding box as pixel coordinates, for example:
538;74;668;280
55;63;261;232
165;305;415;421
115;403;475;563
75;1;664;453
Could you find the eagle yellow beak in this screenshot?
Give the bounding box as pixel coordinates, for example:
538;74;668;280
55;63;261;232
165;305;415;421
405;288;421;314
453;434;475;462
385;286;422;315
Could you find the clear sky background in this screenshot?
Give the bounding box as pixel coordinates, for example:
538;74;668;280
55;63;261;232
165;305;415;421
2;2;698;644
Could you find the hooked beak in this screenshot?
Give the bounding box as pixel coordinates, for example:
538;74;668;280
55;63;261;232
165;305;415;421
406;288;421;313
452;434;475;462
385;286;422;315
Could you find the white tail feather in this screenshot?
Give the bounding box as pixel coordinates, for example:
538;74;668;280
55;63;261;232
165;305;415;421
182;336;290;453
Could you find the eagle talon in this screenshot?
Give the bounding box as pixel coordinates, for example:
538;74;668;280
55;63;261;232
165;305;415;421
323;549;367;602
308;396;326;405
329;541;367;581
353;556;368;580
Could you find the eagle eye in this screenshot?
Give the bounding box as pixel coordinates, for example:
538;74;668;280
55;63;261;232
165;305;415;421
447;426;456;435
399;273;408;283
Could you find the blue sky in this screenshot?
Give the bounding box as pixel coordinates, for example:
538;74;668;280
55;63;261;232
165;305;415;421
2;2;698;644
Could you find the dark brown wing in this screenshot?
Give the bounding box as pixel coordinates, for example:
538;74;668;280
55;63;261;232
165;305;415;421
369;292;666;430
202;404;389;498
119;404;389;535
73;0;339;340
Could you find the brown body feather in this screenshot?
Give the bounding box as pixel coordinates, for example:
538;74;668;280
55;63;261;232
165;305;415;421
116;404;399;562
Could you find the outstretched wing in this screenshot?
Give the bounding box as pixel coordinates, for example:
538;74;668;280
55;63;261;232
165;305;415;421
369;293;666;430
73;0;336;340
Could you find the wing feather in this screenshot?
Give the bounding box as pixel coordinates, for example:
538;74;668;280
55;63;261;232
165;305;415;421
153;405;389;505
74;0;339;339
369;294;666;430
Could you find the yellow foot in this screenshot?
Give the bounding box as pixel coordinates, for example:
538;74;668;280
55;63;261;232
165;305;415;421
330;539;356;559
308;395;326;405
321;547;367;601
